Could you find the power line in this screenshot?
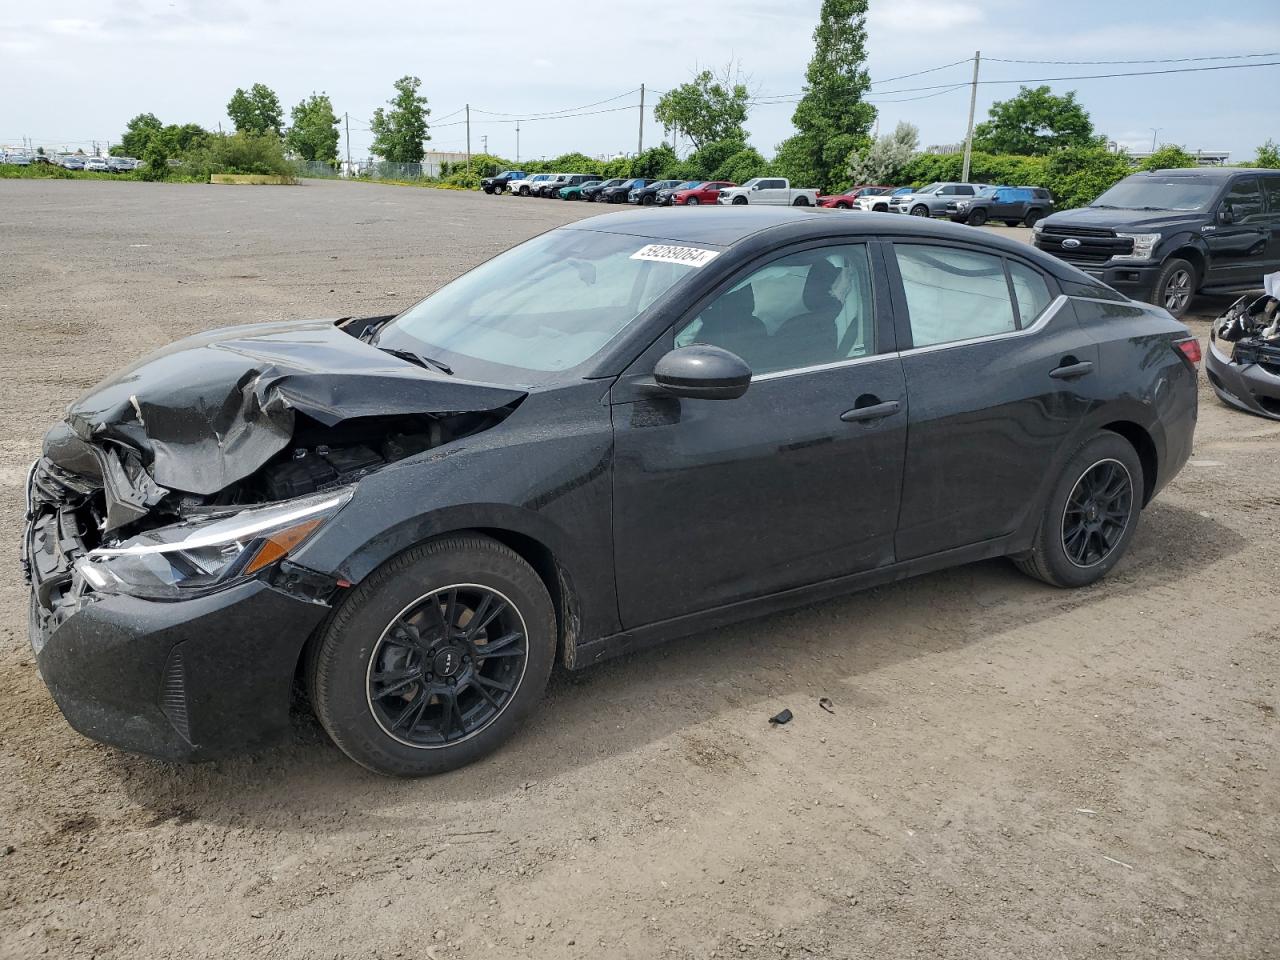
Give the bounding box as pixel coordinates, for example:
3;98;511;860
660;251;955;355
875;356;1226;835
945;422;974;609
985;51;1280;65
470;88;639;120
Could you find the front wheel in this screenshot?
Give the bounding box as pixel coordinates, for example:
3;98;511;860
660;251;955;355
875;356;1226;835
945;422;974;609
687;197;700;205
1153;257;1197;318
966;208;988;226
518;186;530;196
308;534;557;776
1012;432;1143;588
732;196;748;206
910;204;930;217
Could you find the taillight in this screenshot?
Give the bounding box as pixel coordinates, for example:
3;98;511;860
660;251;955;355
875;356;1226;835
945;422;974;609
1174;337;1202;368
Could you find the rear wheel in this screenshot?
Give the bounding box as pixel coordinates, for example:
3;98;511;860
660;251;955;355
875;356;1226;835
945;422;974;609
1013;432;1143;588
967;208;988;226
1154;257;1197;318
1003;220;1021;227
793;196;810;206
1023;208;1043;227
308;534;556;777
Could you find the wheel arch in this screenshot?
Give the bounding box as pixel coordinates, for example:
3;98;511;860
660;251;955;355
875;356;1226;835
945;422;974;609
1100;420;1158;505
1164;244;1206;288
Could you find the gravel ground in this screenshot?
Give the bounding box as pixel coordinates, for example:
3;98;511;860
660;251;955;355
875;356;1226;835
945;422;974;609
0;178;1277;960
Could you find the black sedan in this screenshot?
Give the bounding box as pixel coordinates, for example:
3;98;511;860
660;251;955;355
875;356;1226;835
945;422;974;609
24;209;1199;776
598;177;651;203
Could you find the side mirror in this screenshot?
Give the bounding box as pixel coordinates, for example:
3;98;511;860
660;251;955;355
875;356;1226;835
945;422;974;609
653;345;752;401
751;184;761;191
1218;207;1234;225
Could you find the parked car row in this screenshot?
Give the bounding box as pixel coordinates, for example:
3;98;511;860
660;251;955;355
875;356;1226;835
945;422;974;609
2;152;140;172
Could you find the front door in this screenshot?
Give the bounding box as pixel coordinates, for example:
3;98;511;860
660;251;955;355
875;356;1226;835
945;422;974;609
1204;175;1272;287
611;241;907;628
886;241;1099;559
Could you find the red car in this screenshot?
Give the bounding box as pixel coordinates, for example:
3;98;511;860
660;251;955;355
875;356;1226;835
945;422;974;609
671;181;736;206
817;185;894;209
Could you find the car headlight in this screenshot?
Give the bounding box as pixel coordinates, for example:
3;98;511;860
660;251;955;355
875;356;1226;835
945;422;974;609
956;200;969;211
1116;232;1161;261
74;488;352;600
1032;221;1044;234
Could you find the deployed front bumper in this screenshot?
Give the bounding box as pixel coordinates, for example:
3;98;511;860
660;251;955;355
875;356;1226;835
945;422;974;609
1206;330;1280;420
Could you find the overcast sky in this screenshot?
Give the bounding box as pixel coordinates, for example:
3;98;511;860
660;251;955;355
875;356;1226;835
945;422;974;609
4;0;1279;163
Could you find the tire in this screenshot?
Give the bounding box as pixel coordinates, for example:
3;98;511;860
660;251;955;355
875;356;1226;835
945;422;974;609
732;196;748;205
835;201;850;209
641;194;654;205
873;203;888;212
518;185;530;196
1153;257;1197;318
967;208;988;226
308;534;557;777
1012;432;1144;588
687;197;700;206
1023;209;1042;228
910;204;930;217
1003;220;1021;227
482;186;494;195
793;196;810;206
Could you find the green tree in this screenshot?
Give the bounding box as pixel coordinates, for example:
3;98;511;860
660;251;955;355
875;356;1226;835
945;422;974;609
370;76;431;163
164;123;210;152
972;86;1097;156
113;113;163;157
654;66;750;150
631;143;680;179
1140;144;1197;171
285;93;340;162
1254;139;1280;168
847;121;919;186
776;0;876;192
227;83;284;137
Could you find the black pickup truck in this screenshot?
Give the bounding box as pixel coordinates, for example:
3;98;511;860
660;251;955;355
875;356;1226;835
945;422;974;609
1034;168;1280;318
481;170;527;194
947;186;1054;227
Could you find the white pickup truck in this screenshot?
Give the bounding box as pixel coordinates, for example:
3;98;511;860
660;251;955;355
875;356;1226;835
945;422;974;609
716;177;820;207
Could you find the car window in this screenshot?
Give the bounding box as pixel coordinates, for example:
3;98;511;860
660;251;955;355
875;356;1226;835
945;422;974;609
675;244;875;375
894;244;1017;348
1263;176;1280;214
956;186;975;196
1008;261;1053;325
1224;177;1264;222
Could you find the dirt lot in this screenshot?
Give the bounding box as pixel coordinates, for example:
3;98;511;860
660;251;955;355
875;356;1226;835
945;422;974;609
0;179;1277;960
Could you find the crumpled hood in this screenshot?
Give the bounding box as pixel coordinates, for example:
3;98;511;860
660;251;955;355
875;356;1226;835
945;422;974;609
1043;206;1204;233
58;317;526;505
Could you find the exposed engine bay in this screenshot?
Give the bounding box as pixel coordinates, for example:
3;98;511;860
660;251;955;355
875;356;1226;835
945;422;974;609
1208;272;1280;420
24;315;525;620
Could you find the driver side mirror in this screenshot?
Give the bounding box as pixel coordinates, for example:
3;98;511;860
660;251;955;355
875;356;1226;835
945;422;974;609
653;345;751;400
1218;206;1234;225
751;184;761;191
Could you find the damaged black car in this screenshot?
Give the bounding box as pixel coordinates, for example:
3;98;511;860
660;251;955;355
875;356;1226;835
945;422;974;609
1206;275;1280;420
24;209;1199;776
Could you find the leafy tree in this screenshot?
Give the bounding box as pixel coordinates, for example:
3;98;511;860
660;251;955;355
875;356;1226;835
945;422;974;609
972;86;1097;156
114;113;163;157
1043;145;1132;208
1254;139;1280;168
778;0;876;192
370;76;431;163
165;123;210;152
847;122;919;186
139;141;170;181
631;143;680;179
1140;144;1197;171
654;66;750;151
285;93;340;162
227;83;284;137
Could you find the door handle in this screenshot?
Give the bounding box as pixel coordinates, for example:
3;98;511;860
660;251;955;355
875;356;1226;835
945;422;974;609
1049;360;1094;380
840;400;900;422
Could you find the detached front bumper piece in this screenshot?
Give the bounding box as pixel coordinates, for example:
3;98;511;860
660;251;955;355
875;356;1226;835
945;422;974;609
30;576;330;761
1206;332;1280;420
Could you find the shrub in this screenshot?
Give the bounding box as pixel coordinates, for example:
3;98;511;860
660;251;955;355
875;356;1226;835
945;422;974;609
1042;146;1133;208
180;132;295;180
1255;139;1280;168
1140;144;1197;171
139;142;170;181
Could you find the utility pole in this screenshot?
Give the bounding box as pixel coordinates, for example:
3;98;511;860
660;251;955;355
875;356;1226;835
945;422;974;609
961;50;980;184
1149;127;1161;151
465;103;471;173
637;83;645;156
345;112;352;175
481;134;488;155
515;121;520;164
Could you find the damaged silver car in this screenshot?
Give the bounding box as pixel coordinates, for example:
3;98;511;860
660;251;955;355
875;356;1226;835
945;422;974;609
1207;273;1280;420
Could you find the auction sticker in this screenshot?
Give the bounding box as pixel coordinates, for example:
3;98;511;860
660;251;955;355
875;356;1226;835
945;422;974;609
630;244;721;267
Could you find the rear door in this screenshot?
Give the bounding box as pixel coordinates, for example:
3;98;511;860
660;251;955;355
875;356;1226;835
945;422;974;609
886;241;1099;559
756;179;789;205
1260;174;1280;274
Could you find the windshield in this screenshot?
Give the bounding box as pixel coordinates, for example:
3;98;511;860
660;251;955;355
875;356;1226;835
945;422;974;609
677;181;702;189
976;187;1000;198
916;183;941;194
1091;177;1219;211
376;229;713;380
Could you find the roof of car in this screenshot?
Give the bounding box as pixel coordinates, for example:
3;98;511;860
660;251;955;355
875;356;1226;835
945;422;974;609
564;207;1081;276
1140;167;1274;177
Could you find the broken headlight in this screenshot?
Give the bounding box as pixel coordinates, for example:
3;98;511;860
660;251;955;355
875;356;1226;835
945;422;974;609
73;488;352;600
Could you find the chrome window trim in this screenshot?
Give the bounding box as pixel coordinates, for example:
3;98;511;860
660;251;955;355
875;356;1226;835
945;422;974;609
752;351;892;382
898;294;1069;357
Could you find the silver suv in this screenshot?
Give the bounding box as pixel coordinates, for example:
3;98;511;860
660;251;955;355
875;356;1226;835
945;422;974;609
890;182;990;217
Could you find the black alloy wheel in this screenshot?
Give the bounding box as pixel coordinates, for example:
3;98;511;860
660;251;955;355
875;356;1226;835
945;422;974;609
1060;459;1133;568
366;584;527;748
967;208;988;226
